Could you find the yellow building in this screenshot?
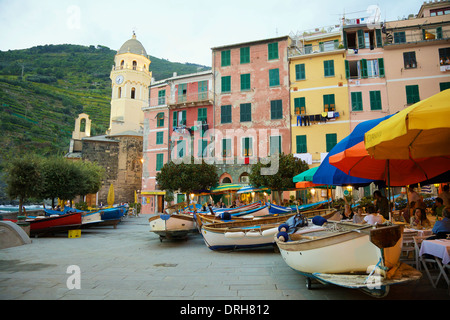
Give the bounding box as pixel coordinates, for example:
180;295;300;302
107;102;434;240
109;32;152;136
288;27;350;168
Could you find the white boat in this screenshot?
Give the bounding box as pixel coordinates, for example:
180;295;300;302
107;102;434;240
275;221;421;297
149;213;197;242
197;213;297;251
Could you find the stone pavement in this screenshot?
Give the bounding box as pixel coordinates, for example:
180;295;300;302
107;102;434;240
0;214;448;302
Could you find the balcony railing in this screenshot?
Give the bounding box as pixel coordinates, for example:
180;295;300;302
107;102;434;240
384;24;450;46
289;41;344;58
149;90;214;108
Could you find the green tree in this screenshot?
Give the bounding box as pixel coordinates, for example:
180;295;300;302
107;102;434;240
40;156;82;207
249;153;309;204
5;154;43;214
156;158;218;200
74;160;104;199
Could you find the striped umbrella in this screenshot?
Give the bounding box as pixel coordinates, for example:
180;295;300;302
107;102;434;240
236;185;269;194
209;184;243;194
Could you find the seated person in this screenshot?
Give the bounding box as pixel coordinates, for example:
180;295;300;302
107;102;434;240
352;206;365;224
363;205;384;225
431;207;450;237
410;207;432;229
433;197;445;220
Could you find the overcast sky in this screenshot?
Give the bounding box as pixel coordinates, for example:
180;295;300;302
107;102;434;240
0;0;426;66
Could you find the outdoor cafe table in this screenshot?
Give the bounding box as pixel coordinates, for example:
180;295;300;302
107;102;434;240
419;239;450;288
404;228;433;237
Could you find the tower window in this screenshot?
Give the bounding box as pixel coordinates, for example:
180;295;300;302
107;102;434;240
120;60;124;69
118;87;122;98
133;61;137;70
131;87;136;99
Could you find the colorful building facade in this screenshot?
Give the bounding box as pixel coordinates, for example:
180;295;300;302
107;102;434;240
288;28;350;168
211;36;291;187
383;1;450;113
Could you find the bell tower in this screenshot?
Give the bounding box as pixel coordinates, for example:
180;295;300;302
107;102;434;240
109;32;152;135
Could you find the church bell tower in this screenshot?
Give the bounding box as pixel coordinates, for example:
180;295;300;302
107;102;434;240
109;32;152;135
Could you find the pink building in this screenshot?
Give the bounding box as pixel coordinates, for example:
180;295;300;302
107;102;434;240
211;36;291;185
141;71;213;213
383;1;450;113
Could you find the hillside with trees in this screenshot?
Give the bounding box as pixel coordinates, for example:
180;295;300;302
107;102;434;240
0;44;210;203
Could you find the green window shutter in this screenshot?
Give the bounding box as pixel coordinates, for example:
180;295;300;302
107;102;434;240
173;111;178;128
439;82;450;91
221;76;231;92
243;137;252;156
221;50;231;66
324;60;335;77
156;112;164;127
351;92;363;111
406;85;420;104
361;59;368;78
198;139;208;157
296;135;307;153
240;47;250;64
294;97;306;114
240;73;251;91
158;90;166;105
342;30;348;49
222;138;231;157
295;64;305;80
177;140;185;158
198;80;208;100
268;42;279;60
270;136;282;155
378;58;385;78
422;29;426;41
156;132;164;145
326;134;337;152
375;29;383;47
269;68;280;86
240;103;252;122
323;94;335;112
198;108;207;123
357;30;365;49
221;105;232;124
319;42;324;52
369;91;382;110
156;154;164;171
270;100;283;120
334;39;339;49
178;83;187;102
345;60;350;79
437;27;443;39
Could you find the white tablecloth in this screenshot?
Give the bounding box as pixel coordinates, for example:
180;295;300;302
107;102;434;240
404;228;433;237
419;239;450;265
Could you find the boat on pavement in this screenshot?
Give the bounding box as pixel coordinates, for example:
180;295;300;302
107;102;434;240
149;212;198;242
26;211;82;237
197;212;298;251
275;220;421;297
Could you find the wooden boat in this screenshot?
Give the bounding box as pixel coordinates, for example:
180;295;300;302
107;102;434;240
26;211;82;236
149;213;198;242
230;205;270;218
197;213;297;251
95;206;126;229
81;210;103;228
275;221;421;297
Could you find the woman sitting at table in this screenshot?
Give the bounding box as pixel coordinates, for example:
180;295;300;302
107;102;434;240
431;207;450;237
410;207;432;229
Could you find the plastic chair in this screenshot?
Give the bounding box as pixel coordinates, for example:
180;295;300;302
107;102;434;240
401;231;418;267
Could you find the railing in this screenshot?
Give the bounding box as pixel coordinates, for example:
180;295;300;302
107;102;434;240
289;41;344;58
111;65;151;75
384;24;450;46
149;90;214;108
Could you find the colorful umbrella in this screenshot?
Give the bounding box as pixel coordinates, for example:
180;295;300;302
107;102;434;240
312;115;394;187
210;184;242;193
236;185;269;194
365;89;450;160
329;141;450;187
293;167;318;183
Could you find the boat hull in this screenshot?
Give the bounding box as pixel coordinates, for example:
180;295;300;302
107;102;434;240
27;212;82;236
149;213;197;240
81;211;103;227
276;223;403;274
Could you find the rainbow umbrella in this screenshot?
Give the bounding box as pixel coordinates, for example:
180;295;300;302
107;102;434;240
365;89;450;160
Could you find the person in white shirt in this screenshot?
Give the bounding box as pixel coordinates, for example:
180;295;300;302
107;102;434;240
363;205;384;225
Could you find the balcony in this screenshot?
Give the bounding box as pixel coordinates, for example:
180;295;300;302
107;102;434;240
149;90;214;108
289;41;345;58
384;23;450;48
